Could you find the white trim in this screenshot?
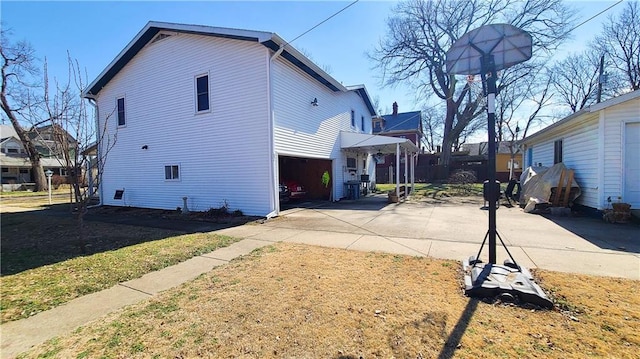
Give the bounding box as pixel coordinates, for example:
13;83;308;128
194;72;211;114
597;110;605;208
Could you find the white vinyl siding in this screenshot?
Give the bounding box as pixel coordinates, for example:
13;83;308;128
523;93;639;210
271;57;372;199
96;33;271;215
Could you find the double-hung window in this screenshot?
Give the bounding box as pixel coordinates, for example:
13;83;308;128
117;97;125;126
195;74;210;112
165;165;180;180
553;139;563;164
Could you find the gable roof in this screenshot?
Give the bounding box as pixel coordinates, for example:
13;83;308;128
83;21;376;116
521;89;640;145
0;124;17;139
375;111;422;134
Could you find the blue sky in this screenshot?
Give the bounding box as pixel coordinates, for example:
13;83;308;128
1;0;627;117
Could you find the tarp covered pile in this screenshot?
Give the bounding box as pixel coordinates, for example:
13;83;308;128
519;163;581;213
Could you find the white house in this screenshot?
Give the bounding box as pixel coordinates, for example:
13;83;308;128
83;21;417;216
520;90;640;211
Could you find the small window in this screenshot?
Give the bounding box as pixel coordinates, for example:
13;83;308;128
165;165;180;180
346;157;356;169
350;110;355;127
7;148;18;153
360;115;364;131
117;97;125;126
2;168;8;173
19;169;29;174
554;139;563;164
196;75;209;112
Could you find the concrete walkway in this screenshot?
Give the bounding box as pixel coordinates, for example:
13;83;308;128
2;195;639;358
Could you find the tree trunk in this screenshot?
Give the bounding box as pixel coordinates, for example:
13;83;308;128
439;97;457;170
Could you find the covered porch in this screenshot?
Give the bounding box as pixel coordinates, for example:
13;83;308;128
340;131;419;201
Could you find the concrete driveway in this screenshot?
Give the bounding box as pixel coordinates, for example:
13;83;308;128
220;194;640;280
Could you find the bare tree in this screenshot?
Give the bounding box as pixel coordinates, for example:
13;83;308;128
0;28;50;191
494;63;554;177
370;0;575;169
594;1;640;91
44;53;117;251
549;51;609;112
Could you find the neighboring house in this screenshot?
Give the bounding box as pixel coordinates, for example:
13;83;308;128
82;21;417;216
520;90;640;211
461;141;523;182
372;102;423;148
0;124;74;185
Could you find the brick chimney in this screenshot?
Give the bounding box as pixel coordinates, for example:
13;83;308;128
392;102;398;116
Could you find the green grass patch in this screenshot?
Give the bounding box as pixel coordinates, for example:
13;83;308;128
375;182;484;197
0;232;239;323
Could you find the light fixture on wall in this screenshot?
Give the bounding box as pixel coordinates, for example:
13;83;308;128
141;145;148;150
311;98;319;107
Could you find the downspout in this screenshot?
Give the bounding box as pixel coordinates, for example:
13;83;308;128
86;97;102;208
265;44;286;219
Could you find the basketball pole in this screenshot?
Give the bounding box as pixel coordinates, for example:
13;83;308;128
480;53;498;265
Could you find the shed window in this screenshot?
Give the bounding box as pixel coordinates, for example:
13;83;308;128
165;165;180;180
196;75;209;112
554;139;563;164
117;97;125;126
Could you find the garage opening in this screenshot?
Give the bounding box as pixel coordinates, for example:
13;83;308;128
279;156;332;200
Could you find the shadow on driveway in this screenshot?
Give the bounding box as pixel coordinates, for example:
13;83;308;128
539;213;640;254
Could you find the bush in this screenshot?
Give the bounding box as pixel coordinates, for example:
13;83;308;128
447;170;477;195
448;170;477;184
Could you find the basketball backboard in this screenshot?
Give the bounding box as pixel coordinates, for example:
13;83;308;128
446;23;532;75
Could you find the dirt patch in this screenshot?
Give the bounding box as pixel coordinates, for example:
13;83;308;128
22;243;640;359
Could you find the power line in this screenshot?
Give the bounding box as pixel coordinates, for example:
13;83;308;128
280;0;359;49
564;0;624;36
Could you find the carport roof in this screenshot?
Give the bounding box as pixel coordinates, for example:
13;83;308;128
340;131;419;154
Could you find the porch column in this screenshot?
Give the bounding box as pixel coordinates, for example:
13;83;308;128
395;143;400;199
404;147;408;195
411;153;415;193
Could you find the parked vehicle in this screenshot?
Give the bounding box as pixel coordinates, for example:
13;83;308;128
283;180;307;200
279;183;290;203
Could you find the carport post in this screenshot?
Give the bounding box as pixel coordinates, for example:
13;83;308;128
411;153;415;192
396;143;400;199
404;148;408;194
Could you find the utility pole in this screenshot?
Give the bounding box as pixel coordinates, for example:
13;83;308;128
597;54;605;103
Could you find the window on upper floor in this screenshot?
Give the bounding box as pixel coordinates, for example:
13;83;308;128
360;115;365;131
117;97;126;126
195;74;210;112
165;164;180;181
554;139;563;164
351;110;355;127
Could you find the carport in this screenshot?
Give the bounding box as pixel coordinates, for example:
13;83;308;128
340;131;420;200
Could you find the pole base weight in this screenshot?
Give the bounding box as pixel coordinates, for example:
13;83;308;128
462;257;553;309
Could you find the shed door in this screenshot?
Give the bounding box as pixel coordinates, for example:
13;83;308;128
624;122;640;206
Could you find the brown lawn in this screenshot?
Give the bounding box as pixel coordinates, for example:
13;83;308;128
20;243;639;359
